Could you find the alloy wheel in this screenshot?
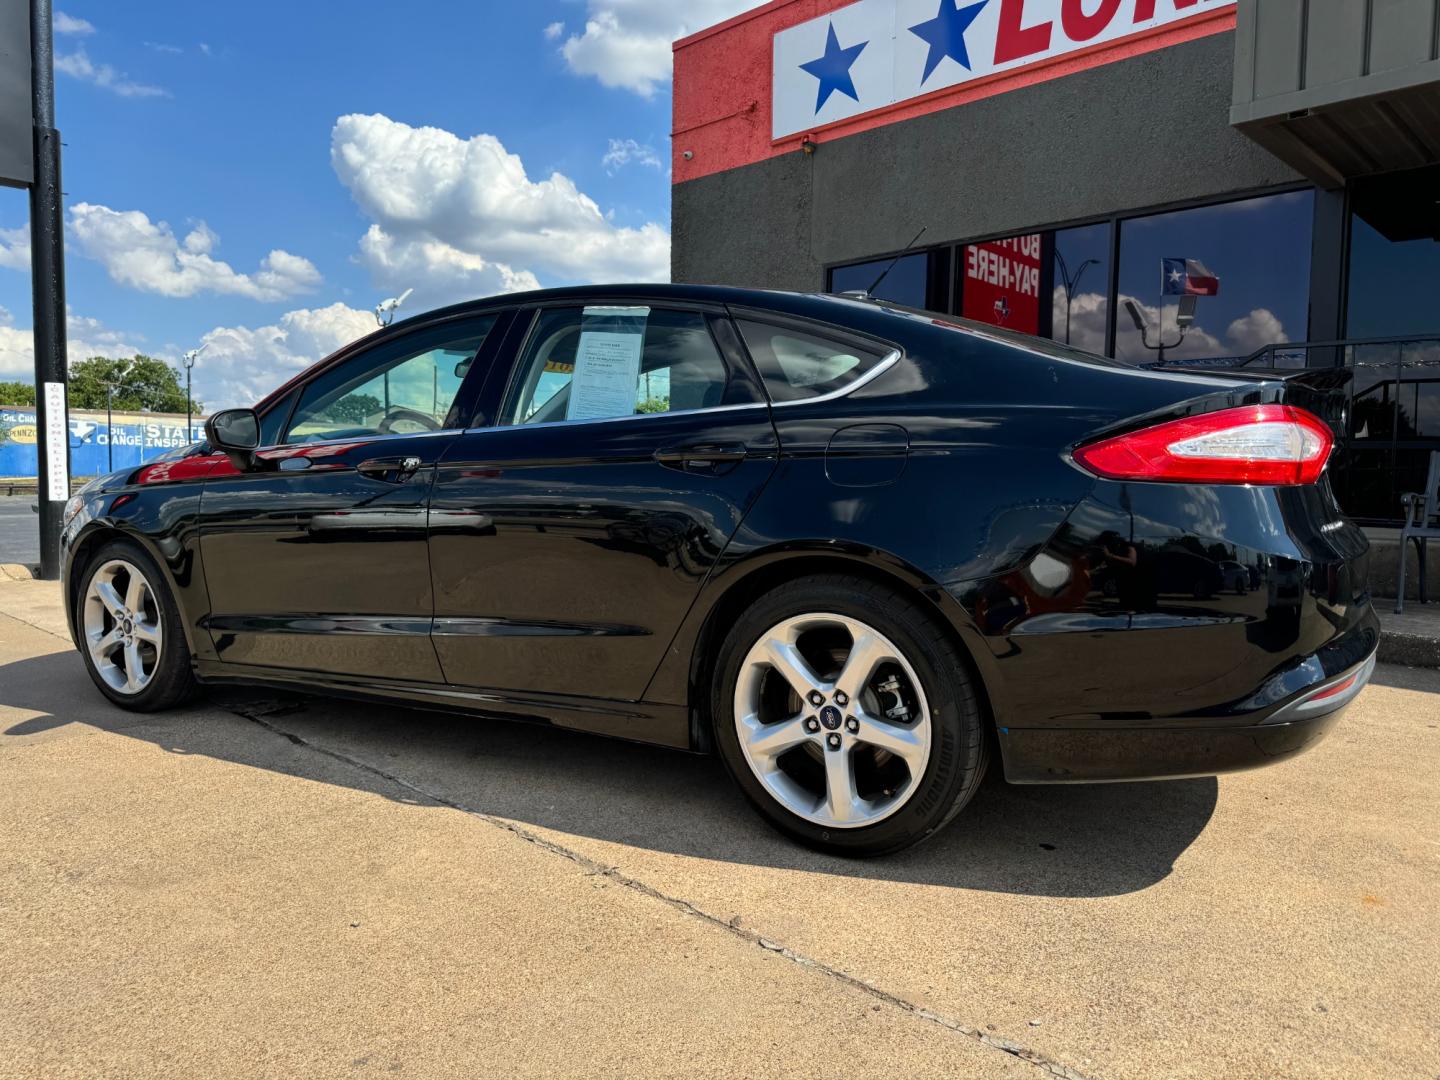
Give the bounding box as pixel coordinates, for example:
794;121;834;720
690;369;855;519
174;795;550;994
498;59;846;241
83;558;163;695
733;612;932;829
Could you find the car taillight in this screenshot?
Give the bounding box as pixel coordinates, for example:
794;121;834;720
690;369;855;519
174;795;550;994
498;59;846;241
1073;404;1334;486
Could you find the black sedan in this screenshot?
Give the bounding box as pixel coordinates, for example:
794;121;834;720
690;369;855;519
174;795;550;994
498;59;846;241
59;285;1378;856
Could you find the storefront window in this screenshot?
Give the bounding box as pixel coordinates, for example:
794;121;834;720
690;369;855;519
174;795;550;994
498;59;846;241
1114;191;1315;364
1051;222;1110;353
828;253;930;309
1347;166;1440;340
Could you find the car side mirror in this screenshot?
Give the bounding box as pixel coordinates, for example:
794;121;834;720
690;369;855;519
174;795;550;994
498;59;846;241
205;408;261;472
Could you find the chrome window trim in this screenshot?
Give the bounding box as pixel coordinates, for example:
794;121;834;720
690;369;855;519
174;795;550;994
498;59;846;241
461;401;770;436
768;348;902;407
249;427;460;457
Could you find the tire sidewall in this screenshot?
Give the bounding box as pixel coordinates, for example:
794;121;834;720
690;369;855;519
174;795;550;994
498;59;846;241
712;577;983;857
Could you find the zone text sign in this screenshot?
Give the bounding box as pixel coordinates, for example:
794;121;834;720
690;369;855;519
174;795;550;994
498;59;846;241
774;0;1235;139
0;0;32;188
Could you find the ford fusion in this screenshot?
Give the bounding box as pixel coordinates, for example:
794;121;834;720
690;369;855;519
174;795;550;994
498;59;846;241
60;286;1378;856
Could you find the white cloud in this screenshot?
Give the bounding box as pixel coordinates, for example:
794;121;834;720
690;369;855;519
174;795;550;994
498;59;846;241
602;138;662;174
194;303;377;410
544;21;565;41
69;203;322;301
0;223;28;271
54;11;95;35
0;312;148;382
331;113;669;309
0;305;11;327
557;1;762;97
1225;308;1287;354
1051;288;1109;354
144;41;184;55
55;47;167;98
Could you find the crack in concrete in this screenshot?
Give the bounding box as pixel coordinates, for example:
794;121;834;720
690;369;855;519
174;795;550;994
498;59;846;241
226;700;1095;1080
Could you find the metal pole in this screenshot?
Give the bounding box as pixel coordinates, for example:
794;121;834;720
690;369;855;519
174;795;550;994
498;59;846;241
186;364;192;438
28;0;68;580
106;383;112;471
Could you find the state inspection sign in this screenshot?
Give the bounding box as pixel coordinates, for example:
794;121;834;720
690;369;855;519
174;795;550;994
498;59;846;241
0;0;31;188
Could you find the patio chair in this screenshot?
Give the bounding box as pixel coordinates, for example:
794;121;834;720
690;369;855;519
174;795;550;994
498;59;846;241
1397;450;1440;614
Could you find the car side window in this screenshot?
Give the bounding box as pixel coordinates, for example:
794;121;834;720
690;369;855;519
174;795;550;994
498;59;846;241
735;319;890;403
502;307;744;426
284;316;498;444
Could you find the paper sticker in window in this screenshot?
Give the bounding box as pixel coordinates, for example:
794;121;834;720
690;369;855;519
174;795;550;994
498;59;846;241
568;306;649;422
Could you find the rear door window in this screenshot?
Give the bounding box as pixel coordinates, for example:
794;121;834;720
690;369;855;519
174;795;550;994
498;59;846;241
735;320;891;402
503;306;755;425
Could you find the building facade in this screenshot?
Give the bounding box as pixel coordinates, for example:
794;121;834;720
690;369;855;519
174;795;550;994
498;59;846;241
671;0;1440;522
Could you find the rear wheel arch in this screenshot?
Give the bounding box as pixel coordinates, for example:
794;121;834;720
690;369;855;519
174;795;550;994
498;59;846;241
685;549;1000;754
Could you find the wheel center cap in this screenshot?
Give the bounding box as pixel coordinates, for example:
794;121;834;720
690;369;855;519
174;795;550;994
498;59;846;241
819;705;843;730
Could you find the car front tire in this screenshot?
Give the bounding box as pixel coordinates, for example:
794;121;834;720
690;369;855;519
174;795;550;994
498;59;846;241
712;574;988;857
75;538;198;712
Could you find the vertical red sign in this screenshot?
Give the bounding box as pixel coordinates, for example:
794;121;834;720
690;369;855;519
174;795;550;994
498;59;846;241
963;234;1043;333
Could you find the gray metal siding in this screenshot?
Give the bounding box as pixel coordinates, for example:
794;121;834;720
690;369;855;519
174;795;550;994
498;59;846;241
674;32;1297;291
1234;0;1440;106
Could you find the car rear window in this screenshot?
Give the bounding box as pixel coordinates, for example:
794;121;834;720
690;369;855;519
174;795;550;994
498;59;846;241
735;320;892;402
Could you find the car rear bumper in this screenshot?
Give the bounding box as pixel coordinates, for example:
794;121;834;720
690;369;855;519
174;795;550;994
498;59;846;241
999;646;1377;784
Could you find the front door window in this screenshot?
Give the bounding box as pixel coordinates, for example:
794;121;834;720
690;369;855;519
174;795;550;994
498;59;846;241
284;317;498;443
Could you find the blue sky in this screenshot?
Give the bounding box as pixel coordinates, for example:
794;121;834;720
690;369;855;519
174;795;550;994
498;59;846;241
0;0;760;408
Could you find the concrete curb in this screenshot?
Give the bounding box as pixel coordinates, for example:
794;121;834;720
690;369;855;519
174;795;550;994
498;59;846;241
1377;607;1440;669
0;563;37;582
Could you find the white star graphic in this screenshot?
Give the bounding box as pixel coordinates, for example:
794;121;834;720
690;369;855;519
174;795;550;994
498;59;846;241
1169;269;1183;284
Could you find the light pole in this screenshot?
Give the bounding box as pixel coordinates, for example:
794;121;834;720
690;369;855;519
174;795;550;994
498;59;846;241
1124;296;1198;364
1053;249;1099;346
182;344;206;441
374;287;414;328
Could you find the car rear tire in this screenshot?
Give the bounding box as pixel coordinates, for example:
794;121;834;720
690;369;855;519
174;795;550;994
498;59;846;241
712;574;988;857
75;538;197;712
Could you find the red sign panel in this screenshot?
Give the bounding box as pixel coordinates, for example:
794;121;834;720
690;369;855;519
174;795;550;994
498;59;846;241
962;234;1043;333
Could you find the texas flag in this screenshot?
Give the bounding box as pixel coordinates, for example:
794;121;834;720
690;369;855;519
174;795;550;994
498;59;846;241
1163;258;1220;296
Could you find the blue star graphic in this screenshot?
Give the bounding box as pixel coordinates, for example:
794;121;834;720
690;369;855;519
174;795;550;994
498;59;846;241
799;22;868;114
909;0;989;84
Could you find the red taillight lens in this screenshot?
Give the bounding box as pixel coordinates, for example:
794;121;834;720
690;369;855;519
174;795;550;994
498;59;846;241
1073;405;1334;486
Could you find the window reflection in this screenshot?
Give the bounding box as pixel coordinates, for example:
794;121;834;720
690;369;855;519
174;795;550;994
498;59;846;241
1347;166;1440;339
829;253;929;308
1051;222;1110;352
1115;191;1314;364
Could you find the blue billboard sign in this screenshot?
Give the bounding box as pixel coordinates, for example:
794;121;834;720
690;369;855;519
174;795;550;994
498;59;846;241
0;406;205;479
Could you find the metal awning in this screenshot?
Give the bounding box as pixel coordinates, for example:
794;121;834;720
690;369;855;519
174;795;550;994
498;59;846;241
1231;0;1440;190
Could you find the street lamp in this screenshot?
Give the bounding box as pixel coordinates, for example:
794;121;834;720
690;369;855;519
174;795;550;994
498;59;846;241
1053;249;1099;346
1124;295;1198;363
374;288;414;328
182;344;206;441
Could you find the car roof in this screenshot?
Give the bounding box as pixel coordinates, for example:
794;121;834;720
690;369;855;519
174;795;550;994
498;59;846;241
383;283;876;332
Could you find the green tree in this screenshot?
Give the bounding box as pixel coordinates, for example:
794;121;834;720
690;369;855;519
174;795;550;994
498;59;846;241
327;393;383;424
68;355;200;414
0;381;35;406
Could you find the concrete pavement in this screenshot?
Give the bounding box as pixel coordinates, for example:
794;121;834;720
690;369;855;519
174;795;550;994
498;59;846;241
1;577;1436;1078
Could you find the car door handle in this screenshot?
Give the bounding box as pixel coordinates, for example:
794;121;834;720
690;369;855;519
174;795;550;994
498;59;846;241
358;456;423;483
653;443;748;466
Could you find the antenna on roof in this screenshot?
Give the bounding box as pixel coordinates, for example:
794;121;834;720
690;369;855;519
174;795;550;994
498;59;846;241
859;227;927;299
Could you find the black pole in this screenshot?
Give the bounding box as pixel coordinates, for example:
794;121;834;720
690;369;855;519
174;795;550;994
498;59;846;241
105;382;112;471
185;364;192;439
28;0;67;580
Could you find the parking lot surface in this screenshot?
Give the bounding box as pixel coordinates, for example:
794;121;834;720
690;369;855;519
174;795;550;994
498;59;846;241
1;577;1436;1079
0;497;38;567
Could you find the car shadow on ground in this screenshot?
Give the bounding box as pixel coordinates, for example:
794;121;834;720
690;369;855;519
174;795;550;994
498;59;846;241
2;649;1218;899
